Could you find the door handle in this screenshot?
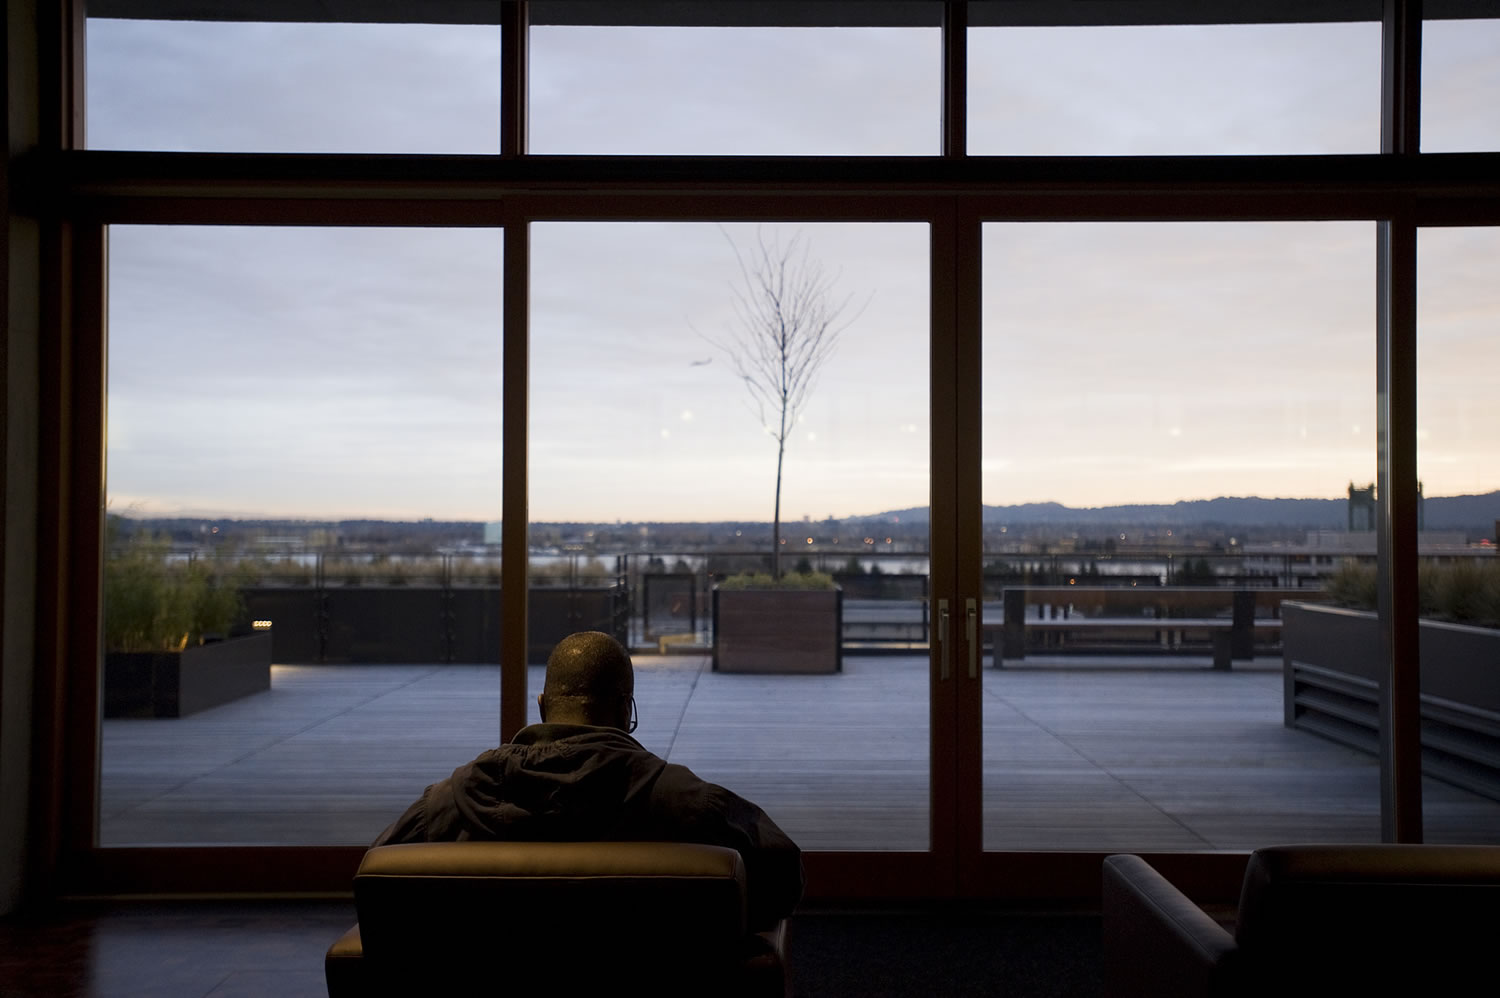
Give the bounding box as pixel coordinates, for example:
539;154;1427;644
966;598;978;679
938;599;951;681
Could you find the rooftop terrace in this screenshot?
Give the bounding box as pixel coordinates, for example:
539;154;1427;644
99;653;1500;852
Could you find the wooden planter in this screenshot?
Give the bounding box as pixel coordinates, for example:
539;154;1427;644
1282;601;1500;800
105;631;273;718
713;588;842;674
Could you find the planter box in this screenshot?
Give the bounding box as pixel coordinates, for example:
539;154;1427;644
105;631;273;718
713;587;842;674
1282;602;1500;800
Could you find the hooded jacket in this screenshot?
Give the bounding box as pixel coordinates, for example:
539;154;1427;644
371;723;804;929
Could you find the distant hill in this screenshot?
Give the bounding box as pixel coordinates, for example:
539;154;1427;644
860;492;1500;531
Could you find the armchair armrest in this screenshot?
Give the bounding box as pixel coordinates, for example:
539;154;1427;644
324;924;366;998
741;920;789;998
1102;855;1241;998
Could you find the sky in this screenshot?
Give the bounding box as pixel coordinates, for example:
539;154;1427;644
88;15;1500;522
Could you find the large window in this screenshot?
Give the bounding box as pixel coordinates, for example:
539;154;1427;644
1417;226;1500;842
527;221;931;849
36;2;1500;897
968;20;1381;154
529;24;941;154
979;221;1394;850
86;19;503;153
101;226;504;846
1422;18;1500;152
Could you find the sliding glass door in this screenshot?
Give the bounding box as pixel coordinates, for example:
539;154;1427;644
100;225;504;847
527;220;934;854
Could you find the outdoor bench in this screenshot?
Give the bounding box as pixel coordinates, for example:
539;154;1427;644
981;615;1282;669
982;586;1304;670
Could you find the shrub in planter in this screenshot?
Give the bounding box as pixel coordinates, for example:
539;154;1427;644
1425;560;1500;627
716;571;836;592
1322;559;1500;629
104;528;249;651
713;572;841;674
104;521;269;717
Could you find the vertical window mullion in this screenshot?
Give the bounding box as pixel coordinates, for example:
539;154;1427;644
1376;211;1422;844
942;0;967;158
1376;0;1424;842
500;4;529;742
1381;0;1422;156
500;217;530;742
502;0;529;157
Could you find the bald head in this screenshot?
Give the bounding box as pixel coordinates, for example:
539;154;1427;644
538;631;634;729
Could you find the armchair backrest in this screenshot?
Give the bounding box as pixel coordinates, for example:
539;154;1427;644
352;840;750;989
1234;844;1500;989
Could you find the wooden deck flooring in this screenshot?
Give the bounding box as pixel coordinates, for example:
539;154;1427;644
99;655;1500;852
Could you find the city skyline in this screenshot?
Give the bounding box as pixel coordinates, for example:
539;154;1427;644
90;15;1499;521
107;487;1500;532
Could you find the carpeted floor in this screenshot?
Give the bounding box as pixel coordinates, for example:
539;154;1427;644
0;900;1103;997
789;906;1102;997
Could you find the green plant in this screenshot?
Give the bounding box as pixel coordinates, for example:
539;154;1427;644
104;519;247;652
717;571;836;591
1323;560;1377;611
1322;558;1500;629
1423;560;1500;628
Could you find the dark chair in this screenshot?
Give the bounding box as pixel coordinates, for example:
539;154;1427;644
1102;844;1500;998
326;840;788;997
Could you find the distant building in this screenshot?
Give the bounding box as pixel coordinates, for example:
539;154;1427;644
1348;482;1375;531
1347;481;1424;532
1244;528;1487;586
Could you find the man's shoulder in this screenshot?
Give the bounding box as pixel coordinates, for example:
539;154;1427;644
649;763;762;818
648;759;709;793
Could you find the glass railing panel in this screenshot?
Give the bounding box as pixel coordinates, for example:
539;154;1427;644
529;221;931;850
100;225;503;846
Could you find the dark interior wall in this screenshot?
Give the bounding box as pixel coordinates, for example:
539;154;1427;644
1;0;42;917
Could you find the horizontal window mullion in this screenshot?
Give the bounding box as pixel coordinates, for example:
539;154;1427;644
40;150;1500;223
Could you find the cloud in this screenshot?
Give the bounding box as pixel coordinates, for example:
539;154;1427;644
90;18;1499;519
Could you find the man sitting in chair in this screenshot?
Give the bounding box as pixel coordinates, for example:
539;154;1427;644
372;630;804;930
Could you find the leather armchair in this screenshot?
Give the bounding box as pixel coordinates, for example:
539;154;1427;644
1103;844;1500;998
326;840;788;997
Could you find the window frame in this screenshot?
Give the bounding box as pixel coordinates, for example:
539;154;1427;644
30;0;1500;899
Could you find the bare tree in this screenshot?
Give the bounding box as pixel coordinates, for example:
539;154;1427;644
700;228;862;579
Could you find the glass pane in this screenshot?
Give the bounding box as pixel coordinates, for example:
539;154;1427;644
85;19;501;153
1422;19;1500;152
529;26;940;154
1417;226;1500;843
101;226;503;846
530;222;930;850
968;22;1380;155
980;221;1405;851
